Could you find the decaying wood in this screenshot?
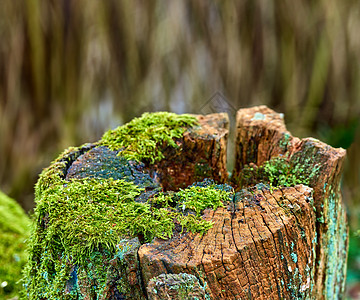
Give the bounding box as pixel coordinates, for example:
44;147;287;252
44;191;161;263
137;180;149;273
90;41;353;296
66;113;229;192
151;113;229;191
232;105;348;299
30;107;348;299
139;185;316;299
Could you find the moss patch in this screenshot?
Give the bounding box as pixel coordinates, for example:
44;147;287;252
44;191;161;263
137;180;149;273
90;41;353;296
0;190;30;299
25;149;230;299
99;112;198;164
238;156;320;189
34;144;93;200
152;180;231;235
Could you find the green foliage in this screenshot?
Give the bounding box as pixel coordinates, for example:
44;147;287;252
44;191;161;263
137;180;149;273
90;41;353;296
100;112;198;163
0;190;30;299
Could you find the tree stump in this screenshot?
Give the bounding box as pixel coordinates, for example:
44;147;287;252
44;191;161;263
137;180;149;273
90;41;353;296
25;108;347;299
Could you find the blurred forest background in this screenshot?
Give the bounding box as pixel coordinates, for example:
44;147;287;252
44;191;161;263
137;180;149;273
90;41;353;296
0;0;359;297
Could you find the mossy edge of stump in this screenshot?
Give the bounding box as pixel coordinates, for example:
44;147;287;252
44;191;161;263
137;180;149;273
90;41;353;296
24;107;347;299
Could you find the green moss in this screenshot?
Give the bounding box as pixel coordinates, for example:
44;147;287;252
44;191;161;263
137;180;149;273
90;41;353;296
238;156;320;188
279;133;291;150
35;144;93;200
26;147;230;299
25;178;172;298
99;112;198;163
263;157;311;187
152;182;230;235
0;190;30;299
25;112;228;298
176;185;228;217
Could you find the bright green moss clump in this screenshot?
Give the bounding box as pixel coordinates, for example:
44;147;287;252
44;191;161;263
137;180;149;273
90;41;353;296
25;177;175;298
239;156;320;188
152;182;230;235
0;190;30;299
29;177;230;264
100;112;198;163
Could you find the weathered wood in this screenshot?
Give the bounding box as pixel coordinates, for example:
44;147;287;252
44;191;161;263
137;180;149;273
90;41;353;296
151;113;229;191
232;105;348;299
66;113;229;191
139;185;316;299
25;107;347;299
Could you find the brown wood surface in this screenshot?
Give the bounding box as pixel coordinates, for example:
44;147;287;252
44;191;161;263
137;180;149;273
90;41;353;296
151;113;229;191
147;273;209;300
139;185;316;299
232;105;348;299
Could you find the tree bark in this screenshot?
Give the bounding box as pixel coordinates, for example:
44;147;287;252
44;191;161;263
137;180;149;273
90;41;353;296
146;273;209;300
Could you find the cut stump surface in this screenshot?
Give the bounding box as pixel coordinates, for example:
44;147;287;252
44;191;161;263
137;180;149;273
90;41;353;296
140;184;316;299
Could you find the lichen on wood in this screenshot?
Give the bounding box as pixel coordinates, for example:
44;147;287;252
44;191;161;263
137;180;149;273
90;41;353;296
232;105;348;299
147;273;211;300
